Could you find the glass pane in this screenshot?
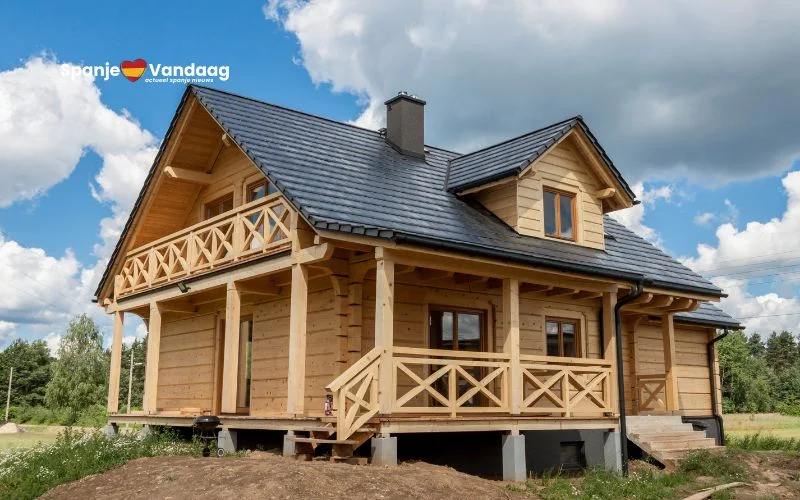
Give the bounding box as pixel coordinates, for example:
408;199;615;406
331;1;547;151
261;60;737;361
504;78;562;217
546;321;560;356
222;198;233;213
563;322;577;357
248;182;267;202
544;190;557;236
560;194;574;239
457;313;481;352
267;182;278;195
439;312;454;350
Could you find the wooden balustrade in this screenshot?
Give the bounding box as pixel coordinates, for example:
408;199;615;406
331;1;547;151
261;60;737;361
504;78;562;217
115;194;292;298
520;354;614;417
326;347;381;440
636;374;667;413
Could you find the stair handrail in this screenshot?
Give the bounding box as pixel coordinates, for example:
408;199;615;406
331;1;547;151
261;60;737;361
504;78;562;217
326;347;382;393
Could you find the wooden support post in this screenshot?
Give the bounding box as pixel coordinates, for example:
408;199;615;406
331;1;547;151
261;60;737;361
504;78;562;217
502;278;521;414
143;303;162;414
287;264;309;415
331;276;349;375
107;311;124;413
602;292;619;414
374;249;395;414
662;312;680;411
221;281;241;414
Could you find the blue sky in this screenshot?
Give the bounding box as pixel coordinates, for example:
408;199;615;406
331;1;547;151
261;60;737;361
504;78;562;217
1;1;799;349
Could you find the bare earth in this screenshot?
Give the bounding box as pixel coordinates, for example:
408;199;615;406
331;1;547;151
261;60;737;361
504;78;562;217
43;453;523;500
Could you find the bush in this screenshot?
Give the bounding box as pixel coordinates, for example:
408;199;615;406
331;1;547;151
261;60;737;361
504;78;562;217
12;405;107;427
0;428;203;499
776;399;800;417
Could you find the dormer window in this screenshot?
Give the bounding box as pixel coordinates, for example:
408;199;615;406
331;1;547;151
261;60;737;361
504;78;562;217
544;188;575;241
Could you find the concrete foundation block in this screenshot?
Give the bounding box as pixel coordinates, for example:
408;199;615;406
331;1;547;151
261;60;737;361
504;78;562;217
603;431;622;472
218;428;238;454
370;436;398;466
102;423;118;438
282;431;296;457
502;434;527;481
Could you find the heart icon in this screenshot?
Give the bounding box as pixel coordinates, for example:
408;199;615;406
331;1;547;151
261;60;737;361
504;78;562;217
120;59;147;82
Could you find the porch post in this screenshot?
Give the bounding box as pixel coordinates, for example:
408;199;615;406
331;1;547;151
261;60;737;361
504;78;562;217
143;302;162;413
602;292;619;414
662;312;680;411
221;280;241;414
287;263;309;415
374;248;395;414
502;278;521;414
106;311;124;413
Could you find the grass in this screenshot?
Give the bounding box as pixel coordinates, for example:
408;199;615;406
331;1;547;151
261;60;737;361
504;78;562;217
728;432;800;452
725;413;800;440
0;428;203;500
0;431;59;451
507;450;746;500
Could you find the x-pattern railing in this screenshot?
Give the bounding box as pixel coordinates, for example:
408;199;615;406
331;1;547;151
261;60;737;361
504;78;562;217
115;194;293;298
326;347;381;440
520;355;612;417
636;374;667;412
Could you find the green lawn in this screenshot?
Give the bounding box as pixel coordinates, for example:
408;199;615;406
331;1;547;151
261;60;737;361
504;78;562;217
0;426;61;451
725;413;800;439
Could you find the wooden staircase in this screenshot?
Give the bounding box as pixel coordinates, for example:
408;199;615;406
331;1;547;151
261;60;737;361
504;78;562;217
626;416;724;467
285;423;375;463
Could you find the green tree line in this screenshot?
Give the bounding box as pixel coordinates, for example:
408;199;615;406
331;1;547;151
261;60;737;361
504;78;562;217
0;314;146;425
717;329;800;414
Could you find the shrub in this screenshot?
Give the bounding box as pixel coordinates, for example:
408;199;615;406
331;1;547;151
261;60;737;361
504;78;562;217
0;428;203;499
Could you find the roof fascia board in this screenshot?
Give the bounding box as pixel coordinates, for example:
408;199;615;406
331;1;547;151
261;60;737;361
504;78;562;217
456;175;516;196
569;127;634;210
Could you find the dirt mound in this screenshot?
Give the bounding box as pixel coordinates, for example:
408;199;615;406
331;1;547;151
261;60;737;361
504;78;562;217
0;422;25;434
43;453;523;500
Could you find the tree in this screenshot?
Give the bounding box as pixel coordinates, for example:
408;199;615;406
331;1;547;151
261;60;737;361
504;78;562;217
117;337;146;411
765;331;798;374
45;315;108;418
746;333;766;358
0;339;52;407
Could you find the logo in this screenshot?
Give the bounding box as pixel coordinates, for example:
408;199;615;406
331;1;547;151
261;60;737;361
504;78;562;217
60;59;231;84
120;59;147;82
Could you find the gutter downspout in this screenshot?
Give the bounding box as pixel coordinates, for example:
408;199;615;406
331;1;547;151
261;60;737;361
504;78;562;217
614;278;645;476
707;328;729;445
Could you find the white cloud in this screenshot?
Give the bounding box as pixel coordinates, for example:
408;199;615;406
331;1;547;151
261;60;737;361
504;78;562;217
265;0;800;183
0;321;14;343
713;277;800;334
43;333;62;357
0;56;157;347
609;182;672;244
694;212;716;226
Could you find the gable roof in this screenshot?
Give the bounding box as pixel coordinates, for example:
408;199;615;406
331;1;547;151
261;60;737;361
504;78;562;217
97;85;735;328
445;116;637;200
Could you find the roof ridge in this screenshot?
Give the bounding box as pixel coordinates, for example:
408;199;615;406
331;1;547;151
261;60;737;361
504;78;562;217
189;84;461;155
449;115;581;165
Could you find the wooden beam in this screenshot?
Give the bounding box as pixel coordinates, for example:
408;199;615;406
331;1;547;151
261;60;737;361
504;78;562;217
627;292;653;306
107;311;124;413
572;290;602;300
648;295;674;309
159;299;196;314
664;297;695;312
602;292;618;415
453;273;484;285
375;248;395;414
395;264;416;276
415;268;454;282
221;133;232;147
221;281;241;414
502;278;521;414
143;303;162;414
287;264;309;415
595;188;617;200
237;280;280;297
662;313;680;411
545;287;578;297
519;283;553;294
164;166;213;185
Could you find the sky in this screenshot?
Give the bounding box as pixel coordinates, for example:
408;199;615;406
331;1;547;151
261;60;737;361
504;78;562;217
1;0;799;353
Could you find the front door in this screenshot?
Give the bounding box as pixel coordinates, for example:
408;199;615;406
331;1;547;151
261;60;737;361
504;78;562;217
429;307;486;407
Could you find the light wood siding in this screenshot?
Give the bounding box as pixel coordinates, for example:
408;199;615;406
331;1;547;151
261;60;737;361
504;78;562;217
156;311;216;411
474;182;517;228
471;136;606;250
184;146;265;227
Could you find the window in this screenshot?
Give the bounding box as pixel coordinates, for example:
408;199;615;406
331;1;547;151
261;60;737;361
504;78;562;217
245;181;283;250
546;318;579;357
559;441;586;471
429;307;486;406
246;180;278;203
543;188;575;240
205;193;233;220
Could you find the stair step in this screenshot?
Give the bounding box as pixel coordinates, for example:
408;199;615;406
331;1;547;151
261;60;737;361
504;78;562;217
631;431;705;441
657;446;726;460
287;437;359;446
646;438;717;451
626;416;683;424
302;426;335;433
627;424;694;434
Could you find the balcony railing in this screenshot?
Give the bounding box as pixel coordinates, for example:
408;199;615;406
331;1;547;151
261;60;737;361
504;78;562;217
636;374;667;413
326;347;615;440
115;193;293;298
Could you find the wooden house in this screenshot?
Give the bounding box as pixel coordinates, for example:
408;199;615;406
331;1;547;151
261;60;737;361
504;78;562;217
96;86;740;478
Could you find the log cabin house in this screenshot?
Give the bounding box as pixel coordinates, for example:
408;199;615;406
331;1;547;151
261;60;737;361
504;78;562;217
95;85;741;478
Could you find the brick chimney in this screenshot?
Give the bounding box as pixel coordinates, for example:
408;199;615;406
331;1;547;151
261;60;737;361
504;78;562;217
384;91;426;158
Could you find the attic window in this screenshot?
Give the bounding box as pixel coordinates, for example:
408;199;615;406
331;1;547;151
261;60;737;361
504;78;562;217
544;188;575;240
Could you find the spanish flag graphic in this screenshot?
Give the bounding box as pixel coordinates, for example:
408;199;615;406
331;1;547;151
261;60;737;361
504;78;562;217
120;59;147;82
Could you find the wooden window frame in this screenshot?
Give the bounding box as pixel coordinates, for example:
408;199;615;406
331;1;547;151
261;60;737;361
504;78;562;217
545;316;581;358
204;192;234;220
245;179;277;203
428;305;488;352
543;187;577;241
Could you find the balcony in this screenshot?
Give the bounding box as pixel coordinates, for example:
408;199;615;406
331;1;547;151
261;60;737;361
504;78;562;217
114;193;293;298
327;347;615;440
